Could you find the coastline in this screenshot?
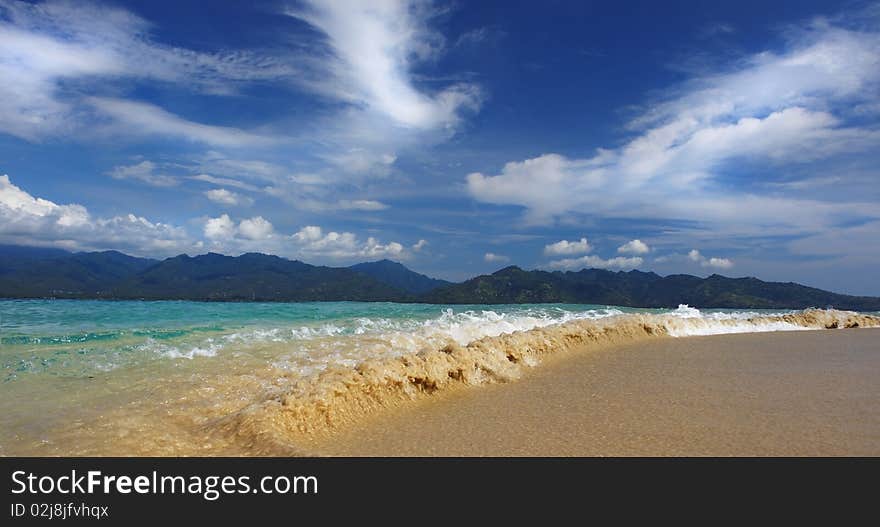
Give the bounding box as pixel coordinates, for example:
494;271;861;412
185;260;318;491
3;307;878;456
315;329;880;456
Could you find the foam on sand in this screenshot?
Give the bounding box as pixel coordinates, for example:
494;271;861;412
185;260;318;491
210;308;879;454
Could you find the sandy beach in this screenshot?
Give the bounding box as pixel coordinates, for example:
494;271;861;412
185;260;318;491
316;329;880;456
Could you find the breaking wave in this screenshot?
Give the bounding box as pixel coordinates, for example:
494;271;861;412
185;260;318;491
208;307;880;454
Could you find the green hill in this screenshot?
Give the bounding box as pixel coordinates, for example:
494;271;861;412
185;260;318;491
1;245;878;310
421;266;880;310
112;252;404;301
349;259;450;294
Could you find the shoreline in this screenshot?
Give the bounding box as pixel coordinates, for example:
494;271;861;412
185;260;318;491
314;329;880;456
2;310;878;456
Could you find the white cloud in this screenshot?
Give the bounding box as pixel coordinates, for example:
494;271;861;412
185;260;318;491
788;220;880;260
412;239;428;251
292;225;323;244
0;173;193;255
454;27;500;47
337;199;389;211
543;237;591;256
0;0;293;141
484;252;509;263
617;239;650;255
466;21;880;233
325;149;398;177
287;0;482;130
204;214;236;240
688;249;734;269
204;188;252;206
0;173;409;262
547;255;643;271
89;98;273;147
362;237;404;258
108;161;178;187
706;257;734;269
191;174;262;193
238;216;273;240
291;225;405;260
205;214;274;242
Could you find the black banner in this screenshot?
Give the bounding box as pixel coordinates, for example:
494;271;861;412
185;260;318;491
1;457;875;522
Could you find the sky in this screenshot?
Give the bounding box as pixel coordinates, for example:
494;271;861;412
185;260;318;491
0;0;879;294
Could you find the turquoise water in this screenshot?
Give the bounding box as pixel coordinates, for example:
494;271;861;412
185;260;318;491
0;299;651;382
3;300;874;385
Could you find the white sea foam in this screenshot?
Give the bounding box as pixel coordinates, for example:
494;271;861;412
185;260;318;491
138;338;220;360
662;304;807;336
148;305;849;367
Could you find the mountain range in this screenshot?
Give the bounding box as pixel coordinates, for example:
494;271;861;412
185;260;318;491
422;265;880;310
0;245;878;310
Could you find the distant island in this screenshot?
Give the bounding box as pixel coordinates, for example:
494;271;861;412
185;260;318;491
1;245;878;310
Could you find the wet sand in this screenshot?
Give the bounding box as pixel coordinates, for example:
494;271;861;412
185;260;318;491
316;329;880;456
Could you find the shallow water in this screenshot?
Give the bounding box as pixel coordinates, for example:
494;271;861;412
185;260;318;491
0;299;874;455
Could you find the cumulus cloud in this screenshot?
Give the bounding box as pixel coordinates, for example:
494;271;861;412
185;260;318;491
238;216;273;240
204;188;252;206
543;237;591;256
466;19;880;234
204;214;274;241
0;174;193;254
108;160;178;187
362;237;405;258
484;252;509;263
291;225;404;259
617;239;650;254
287;0;482;130
547;255;643;271
204;214;236;240
706;257;734;269
688;249;734;269
0;172;410;262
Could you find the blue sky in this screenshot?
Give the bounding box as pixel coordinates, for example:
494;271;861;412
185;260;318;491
1;0;879;294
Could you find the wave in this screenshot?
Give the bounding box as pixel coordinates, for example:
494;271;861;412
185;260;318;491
208;307;880;454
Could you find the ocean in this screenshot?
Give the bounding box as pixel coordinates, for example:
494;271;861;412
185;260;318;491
1;299;876;455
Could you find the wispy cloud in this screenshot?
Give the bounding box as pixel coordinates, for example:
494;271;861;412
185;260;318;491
89;98;275;147
484;252;509;263
108;160;179;187
338;199;389;211
286;0;482;130
0;0;293;141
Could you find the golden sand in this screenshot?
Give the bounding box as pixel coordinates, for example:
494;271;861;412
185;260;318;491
317;329;880;456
